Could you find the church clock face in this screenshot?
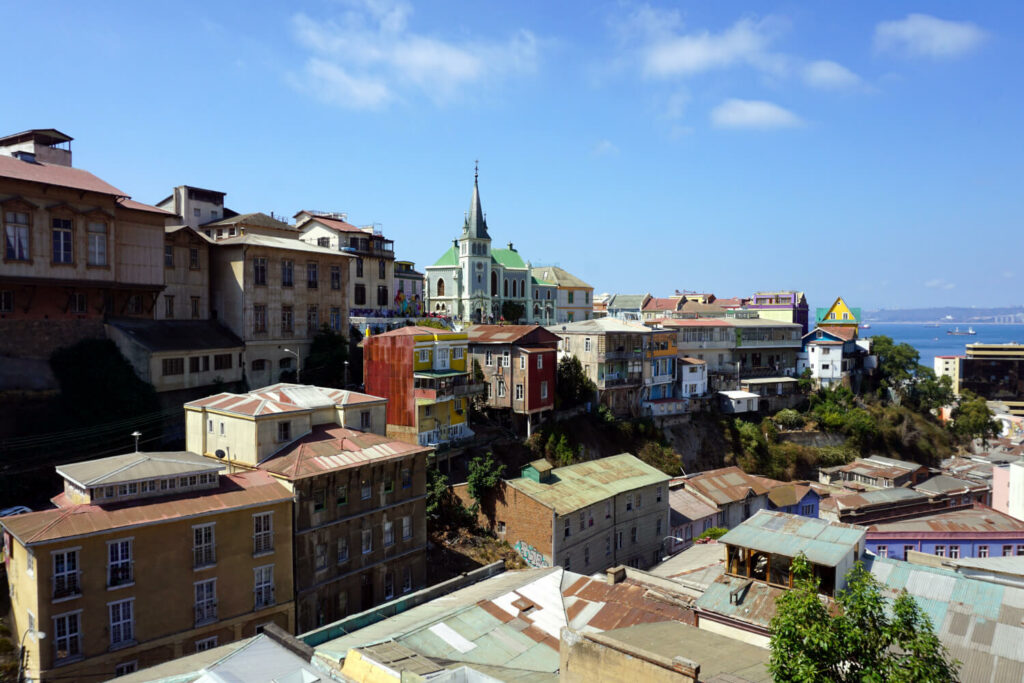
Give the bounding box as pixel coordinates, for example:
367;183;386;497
476;262;483;270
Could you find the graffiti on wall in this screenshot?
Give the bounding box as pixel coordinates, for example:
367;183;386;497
514;540;550;568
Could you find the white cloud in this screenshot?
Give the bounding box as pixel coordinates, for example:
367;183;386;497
591;140;619;157
643;17;789;78
924;278;956;290
875;14;987;59
802;60;865;91
289;1;539;108
710;99;803;129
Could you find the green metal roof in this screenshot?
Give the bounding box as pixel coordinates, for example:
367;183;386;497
492;248;527;269
719;510;866;567
506;453;669;515
432;245;459;267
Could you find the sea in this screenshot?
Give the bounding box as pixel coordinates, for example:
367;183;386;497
863;323;1024;366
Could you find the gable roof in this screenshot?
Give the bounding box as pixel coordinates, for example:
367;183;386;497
296;211;366;234
106;318;244;352
548;317;651;335
683;466;773;505
431;245;458;267
531;266;592;289
57;451;222;488
643;296;683;312
259;424;431;480
719;510;867;567
185;384;384;417
607;293;650;310
205;211;295;231
0;154;126;196
467;325;560;345
492;247;526;269
767;483;815;508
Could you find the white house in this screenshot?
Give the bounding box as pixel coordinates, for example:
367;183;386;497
718;390;759;413
801;339;844;387
679;357;708;398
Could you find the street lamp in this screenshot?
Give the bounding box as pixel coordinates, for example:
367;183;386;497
131;430;141;452
17;627;45;683
283;348;301;383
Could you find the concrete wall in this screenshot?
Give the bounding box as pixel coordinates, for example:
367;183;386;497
158;230;209;320
1009;461;1024;522
560;628;699;683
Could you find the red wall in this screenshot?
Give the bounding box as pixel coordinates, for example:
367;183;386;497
527;349;556;412
363;335;415;428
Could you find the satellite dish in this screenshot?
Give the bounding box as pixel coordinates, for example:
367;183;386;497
215;450;226;459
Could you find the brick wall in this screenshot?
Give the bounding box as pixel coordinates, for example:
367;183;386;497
452;481;554;567
0;317;105;359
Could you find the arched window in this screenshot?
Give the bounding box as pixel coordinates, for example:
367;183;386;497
504;279;509;297
491;271;498;296
437;279;445;297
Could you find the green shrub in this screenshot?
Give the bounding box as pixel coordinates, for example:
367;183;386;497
698;527;728;540
774;409;805;430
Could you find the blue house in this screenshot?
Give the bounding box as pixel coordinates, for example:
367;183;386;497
766;483;820;518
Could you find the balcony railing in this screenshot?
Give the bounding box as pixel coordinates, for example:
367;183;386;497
254;587;276;610
193;547;216;569
194;601;218;626
108;564;134;588
599;349;644;361
604;375;642;387
53;572;81;600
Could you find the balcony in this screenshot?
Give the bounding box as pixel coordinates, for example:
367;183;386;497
643;398;690;416
254;588;276;610
194;601;218;626
108;564;134;588
53;573;81;600
599;349;644;361
193;547;216;569
603;374;642;388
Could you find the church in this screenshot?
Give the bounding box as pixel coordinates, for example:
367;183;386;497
425;171;556;325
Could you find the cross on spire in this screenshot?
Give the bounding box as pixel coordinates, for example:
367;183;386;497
474;159;479;183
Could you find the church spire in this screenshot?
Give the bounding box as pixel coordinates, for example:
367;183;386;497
463;160;490;240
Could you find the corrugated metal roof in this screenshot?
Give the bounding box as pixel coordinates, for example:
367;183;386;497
868;506;1024;534
1;470;290;545
185;383;384;417
683;466;773;506
719;510;866;567
530;266;592;290
506;454;670;515
822;487;927;511
259;424;431;480
0;154;126;196
57;450;222;487
547;318;651;335
914;474;988;495
669;487;718;525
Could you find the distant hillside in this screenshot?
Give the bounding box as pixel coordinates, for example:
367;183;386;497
864;306;1024;323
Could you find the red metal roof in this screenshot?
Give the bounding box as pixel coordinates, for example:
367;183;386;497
185;384;384;417
0;155;126;196
303;213;365;234
643;297;683;312
817;325;857;341
1;470;289;545
118;198;176;216
468;325;560;345
370;326;462;338
561;575;695;630
258;424;430;480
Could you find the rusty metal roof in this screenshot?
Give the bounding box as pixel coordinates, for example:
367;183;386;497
868;506;1024;535
0;153;126;196
913;475;989;495
820;487;927;512
506;454;670;515
258;424;431;480
1;470;290;546
669;486;718;526
467;325;560;345
695;573;787;629
720;510;867;567
766;483;813;508
185;383;384;417
561;574;695;632
683;466;773;506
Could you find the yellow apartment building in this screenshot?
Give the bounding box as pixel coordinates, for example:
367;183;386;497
1;451;293;681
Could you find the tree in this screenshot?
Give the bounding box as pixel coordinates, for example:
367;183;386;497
797;367;815;394
697;527;727;540
770;554;958;682
501;301;525;323
949;390;1000;446
871;335;921;394
466;452;505;511
912;369;954;414
556;355;596;409
425;466;450;522
302;326;349;388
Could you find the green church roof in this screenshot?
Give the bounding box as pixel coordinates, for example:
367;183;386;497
491;248;526;269
432;245;458;267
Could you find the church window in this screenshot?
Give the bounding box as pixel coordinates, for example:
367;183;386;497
504;279;508;297
437;279;445;297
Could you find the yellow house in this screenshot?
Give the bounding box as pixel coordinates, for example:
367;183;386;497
815;296;861;332
1;451;294;682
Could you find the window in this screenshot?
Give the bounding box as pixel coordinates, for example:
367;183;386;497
189;247;200;269
354;283;366;305
656;517;663;535
115;661;138;676
254;512;273;554
384;473;394;493
193;208;202;217
935;545;946;557
1003;545;1014;557
5;211;30;261
379;260;386;279
605;501;611;519
1018;545;1024;556
281;305;294;333
579;511;585;532
330;306;341;331
453;347;464;360
485;350;493;366
162;357;184;377
402;515;412;540
337;537;349;563
281;260;294;287
307;262;318;288
193;524;216;568
251;359;266;372
254;566;274;608
403;566;412;593
568;291;574;304
377;285;388;306
949;545;960;559
497;380;506;398
637;493;642;509
564;518;571;538
52;612;81;662
384;571;395;600
278;422;291;442
108;540;133;587
626;494;633;512
214;353;232;370
384;521;395;547
537;354;543;369
519;356;526;370
362;528;373;554
515;384;524;401
903;544;915;559
497;521;506;534
254;305;267;333
85;220;109;266
584;337;592;353
194;579;217;625
51;547;80;599
656;486;663;503
307;304;319;332
361;479;371;499
401;468;412;489
191;296;200;319
195;636;218;652
336;484;348;506
501;350;510;367
109;598;134;646
70;292;87;314
330;265;341;290
254;257;267;285
616;531;624;549
53;219;73;264
606;536;612;556
540;381;548;400
979;545;989;558
0;290;12;313
356;258;364;278
563;554;571;571
631;526;638;543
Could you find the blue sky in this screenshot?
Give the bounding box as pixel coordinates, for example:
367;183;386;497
5;1;1021;311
